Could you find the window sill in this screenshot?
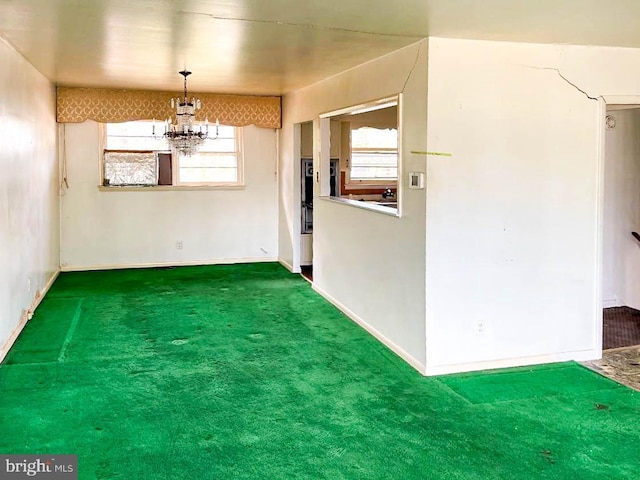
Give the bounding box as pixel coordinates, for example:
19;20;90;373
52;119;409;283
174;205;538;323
343;182;397;190
319;196;400;217
98;184;245;192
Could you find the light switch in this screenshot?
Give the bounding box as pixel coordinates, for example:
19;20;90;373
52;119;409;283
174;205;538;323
409;172;424;189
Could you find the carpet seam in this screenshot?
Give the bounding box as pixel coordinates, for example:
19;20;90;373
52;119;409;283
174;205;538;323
57;298;84;363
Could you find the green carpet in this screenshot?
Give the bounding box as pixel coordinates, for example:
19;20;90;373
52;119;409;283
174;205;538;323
0;263;638;479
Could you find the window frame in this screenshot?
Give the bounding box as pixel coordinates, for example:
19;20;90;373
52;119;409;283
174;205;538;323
99;122;244;189
172;127;244;187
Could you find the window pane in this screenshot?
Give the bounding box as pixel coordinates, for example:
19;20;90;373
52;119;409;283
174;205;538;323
104;152;157;186
106;121;168;151
180;168;238;183
215;125;235;137
350;127;398;180
351;152;398;179
180;153;237;168
107;121;153;137
351;152;398;168
200;138;236;153
351;167;398;180
352;127;397;149
178;153;238;184
107;136;168;151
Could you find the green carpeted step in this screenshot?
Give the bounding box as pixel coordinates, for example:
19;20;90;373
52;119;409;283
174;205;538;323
436;362;623;404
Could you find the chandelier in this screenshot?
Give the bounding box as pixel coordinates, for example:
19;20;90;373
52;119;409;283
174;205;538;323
164;70;211;156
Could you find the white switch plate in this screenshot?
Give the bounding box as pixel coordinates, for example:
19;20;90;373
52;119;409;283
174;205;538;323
409;172;424;189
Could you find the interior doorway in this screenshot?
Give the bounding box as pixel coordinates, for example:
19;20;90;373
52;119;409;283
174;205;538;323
602;106;640;350
582;105;640;392
299;121;314;282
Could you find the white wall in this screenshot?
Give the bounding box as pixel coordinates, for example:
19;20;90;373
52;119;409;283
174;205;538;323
278;115;300;273
301;122;313;158
424;38;640;374
279;40;429;371
60;122;278;269
603;108;640;308
283;37;640;376
301;121;340;158
0;38;59;352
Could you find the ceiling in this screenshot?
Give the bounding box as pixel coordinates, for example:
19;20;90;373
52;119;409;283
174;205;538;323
3;0;640;96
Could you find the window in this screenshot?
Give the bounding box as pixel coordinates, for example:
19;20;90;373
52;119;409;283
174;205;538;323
177;127;240;184
350;127;398;181
102;121;242;187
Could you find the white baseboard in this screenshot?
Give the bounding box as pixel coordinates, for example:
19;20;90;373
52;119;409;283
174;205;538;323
312;283;426;375
424;348;601;376
278;258;294;273
0;270;60;363
60;257;278;272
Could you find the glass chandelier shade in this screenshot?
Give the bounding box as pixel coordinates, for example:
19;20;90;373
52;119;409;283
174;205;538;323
164;70;209;156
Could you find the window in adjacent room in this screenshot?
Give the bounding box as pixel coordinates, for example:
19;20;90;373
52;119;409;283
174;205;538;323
102;121;242;187
350;126;398;182
320;96;399;214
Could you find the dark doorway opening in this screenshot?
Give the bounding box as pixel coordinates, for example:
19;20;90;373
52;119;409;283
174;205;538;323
301;265;313;282
603;307;640;350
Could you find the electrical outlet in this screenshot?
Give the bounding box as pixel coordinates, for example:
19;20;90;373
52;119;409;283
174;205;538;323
176;241;183;250
477;321;485;336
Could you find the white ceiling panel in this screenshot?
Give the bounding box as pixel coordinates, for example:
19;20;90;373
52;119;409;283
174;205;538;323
1;0;640;95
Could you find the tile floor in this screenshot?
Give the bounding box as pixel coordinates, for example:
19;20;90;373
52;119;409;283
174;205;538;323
583;346;640;392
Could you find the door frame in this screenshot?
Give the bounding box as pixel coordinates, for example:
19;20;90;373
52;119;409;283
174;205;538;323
597;95;640;352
